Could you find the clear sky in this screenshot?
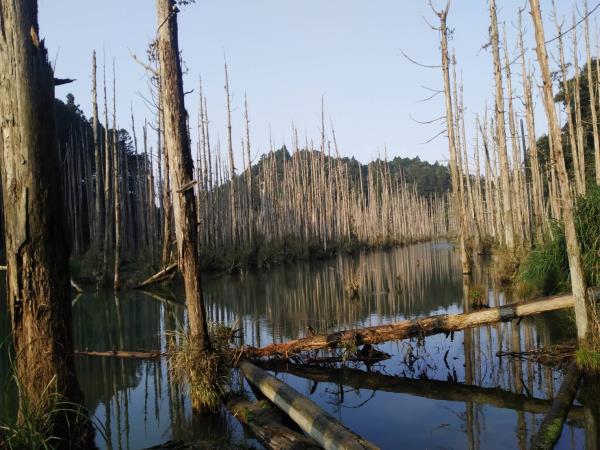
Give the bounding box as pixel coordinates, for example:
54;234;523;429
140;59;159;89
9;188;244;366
38;1;578;168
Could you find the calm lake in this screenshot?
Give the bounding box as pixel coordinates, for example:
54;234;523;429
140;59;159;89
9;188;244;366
1;242;595;449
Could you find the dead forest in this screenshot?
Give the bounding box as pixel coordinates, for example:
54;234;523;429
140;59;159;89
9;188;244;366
3;0;600;449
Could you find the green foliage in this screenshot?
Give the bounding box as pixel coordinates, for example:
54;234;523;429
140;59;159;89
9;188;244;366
249;147;450;199
517;185;600;296
575;349;600;372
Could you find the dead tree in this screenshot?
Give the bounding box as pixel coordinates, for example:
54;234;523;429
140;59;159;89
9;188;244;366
529;0;590;340
432;2;471;274
156;0;211;350
92;50;105;245
0;1;94;444
490;0;515;248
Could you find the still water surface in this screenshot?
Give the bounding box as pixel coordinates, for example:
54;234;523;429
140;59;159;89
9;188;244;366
1;242;595;449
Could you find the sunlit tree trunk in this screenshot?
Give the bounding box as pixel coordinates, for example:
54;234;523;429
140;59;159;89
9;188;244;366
433;3;471;274
490;0;515;248
156;0;211;350
530;0;590;340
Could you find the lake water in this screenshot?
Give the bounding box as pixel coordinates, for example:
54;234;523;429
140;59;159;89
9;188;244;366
1;242;596;449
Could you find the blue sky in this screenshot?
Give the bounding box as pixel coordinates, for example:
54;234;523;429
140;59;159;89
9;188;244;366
38;1;578;168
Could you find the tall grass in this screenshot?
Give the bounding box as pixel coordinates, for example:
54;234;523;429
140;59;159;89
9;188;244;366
0;339;110;450
516;185;600;297
0;374;103;450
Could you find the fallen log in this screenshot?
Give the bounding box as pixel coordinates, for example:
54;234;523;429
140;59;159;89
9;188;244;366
240;361;378;450
227;396;321;450
75;350;162;359
256;361;585;423
530;361;582;450
245;294;574;358
135;263;178;289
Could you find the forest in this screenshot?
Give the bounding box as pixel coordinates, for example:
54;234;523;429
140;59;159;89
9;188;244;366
2;0;600;449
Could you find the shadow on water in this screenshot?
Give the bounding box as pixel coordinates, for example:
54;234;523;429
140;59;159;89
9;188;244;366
0;241;596;449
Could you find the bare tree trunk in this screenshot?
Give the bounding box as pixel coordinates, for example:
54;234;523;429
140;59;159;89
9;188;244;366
490;0;515;248
112;61;122;289
529;0;590;340
92;51;105;247
433;3;471;274
224;60;238;246
156;0;211;351
0;1;94;444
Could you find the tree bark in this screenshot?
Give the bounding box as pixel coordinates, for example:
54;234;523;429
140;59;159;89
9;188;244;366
156;0;211;350
0;1;94;445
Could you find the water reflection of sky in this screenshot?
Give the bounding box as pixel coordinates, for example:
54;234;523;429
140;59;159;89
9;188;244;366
0;242;592;449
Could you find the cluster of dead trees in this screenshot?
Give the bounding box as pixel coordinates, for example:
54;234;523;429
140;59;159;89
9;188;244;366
433;0;600;340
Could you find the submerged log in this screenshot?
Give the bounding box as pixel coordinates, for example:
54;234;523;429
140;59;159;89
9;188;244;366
246;295;574;358
135;263;178;289
257;361;585;423
227;396;321;450
530;361;582;449
240;361;378;450
75;350;162;359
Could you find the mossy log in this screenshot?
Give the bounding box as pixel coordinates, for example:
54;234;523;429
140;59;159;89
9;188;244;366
240;361;379;450
227;396;321;450
530;361;582;449
257;361;585;423
246;295;574;358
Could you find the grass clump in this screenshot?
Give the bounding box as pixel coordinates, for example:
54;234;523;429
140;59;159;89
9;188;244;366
516;185;600;297
0;375;99;450
575;348;600;372
167;323;238;412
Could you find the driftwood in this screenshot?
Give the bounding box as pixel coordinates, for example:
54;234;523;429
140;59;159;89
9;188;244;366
256;361;585;423
74;350;162;359
530;361;582;449
227;396;321;450
135;263;178;289
246;295;574;358
240;361;378;450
